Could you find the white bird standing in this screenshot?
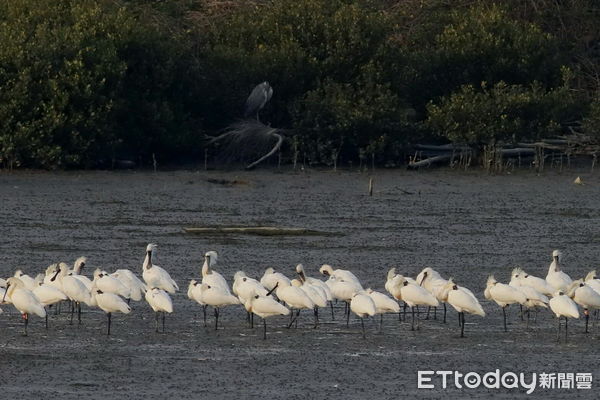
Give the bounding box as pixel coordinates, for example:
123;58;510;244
247;289;290;339
350;291;376;339
391;276;439;331
567;280;600;333
441;279;485;337
199;283;240;330
416;267;451;322
13;270;36;291
142;244;178;293
484;275;527;332
201;251;230;292
319;264;363;289
546;250;572;292
296;264;334;319
91;283;131;335
366;288;400;330
53;263;93;325
69;257;93;291
509;268;549;325
275;279;314;328
188;279;208;326
511;267;554;296
145;287;173;333
111;269;147;302
291;279;326;328
32;274;68;329
233;271;268;328
260;267;291;291
2;277;46;335
93;269;130;299
549;291;579;342
327;277;361;325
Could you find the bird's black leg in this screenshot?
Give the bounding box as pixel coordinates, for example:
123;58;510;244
585;309;589;333
556;317;561;342
203;305;207;327
162;312;166;333
565;317;568;341
155;312;159;332
425;306;430;320
23;313;29;336
107;312;112;335
433;306;437;320
263;318;267;340
214;308;219;331
78;302;82;325
411;307;415;331
361;317;366;339
443;303;447;324
460;312;465;338
502;306;508;332
330;301;334;320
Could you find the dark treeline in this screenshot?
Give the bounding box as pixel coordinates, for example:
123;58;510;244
0;0;599;169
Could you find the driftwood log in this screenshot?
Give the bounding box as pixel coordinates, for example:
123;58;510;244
183;226;338;236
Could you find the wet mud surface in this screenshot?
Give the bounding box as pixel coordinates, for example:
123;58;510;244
0;168;598;399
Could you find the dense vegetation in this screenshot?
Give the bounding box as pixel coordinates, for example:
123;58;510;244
0;0;598;168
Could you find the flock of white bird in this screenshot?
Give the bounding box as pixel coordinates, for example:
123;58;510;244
1;245;599;341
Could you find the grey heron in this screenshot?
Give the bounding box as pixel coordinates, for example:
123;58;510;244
244;81;273;121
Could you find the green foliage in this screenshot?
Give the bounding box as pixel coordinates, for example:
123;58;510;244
402;3;563;114
426;79;578;144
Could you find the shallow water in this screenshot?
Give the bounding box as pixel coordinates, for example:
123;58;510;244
0;168;598;399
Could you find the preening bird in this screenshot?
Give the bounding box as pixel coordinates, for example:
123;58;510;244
244;81;273;121
391;275;439;331
91;283;131;335
260;268;290;291
145;287;173;333
366;288;400;330
2;277;46;335
349;291;376;339
275;279;314;328
247;289;290;340
549;291;579;342
201;251;231;293
199;283;239;330
13;270;36;291
510;267;554;296
69;257;93;291
111;269;147;302
484;275;527;332
441;279;485;338
567;280;600;333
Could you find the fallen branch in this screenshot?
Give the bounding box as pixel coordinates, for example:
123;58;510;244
183;226;339;236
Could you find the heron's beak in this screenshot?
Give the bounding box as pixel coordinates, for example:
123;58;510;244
266;282;279;297
51;267;60;282
2;283;9;302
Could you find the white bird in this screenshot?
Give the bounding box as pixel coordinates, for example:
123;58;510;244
350;291;376;339
188;279;208;326
549;291;579;342
441;279;485;337
142;244;178;293
233;271;268;328
484;275;527;332
32;274;68;328
201;251;230;293
275;279;314;328
53;263;93;325
145;287;173;332
13;270;36;291
366;288;400;330
326;276;361;325
200;283;240;330
247;289;290;339
319;264;363;289
509;267;554;296
91;283;131;335
567;280;600;333
260;267;290;291
508;268;549;324
296;264;333;319
2;277;46;335
416;267;451;322
583;270;600;294
93;269;130;299
291;279;326;328
68;257;93;291
391;275;439;330
111;269;147;302
546;250;572;292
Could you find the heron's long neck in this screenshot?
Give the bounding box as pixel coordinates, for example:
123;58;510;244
144;251;152;270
